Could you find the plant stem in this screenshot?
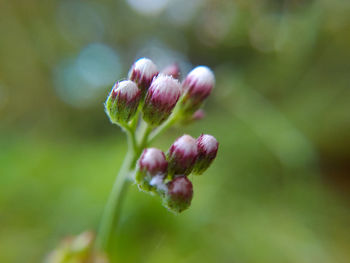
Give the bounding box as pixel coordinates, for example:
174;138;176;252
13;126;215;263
148;107;181;144
96;137;134;251
132;121;153;168
96;120;152;253
96;99;182;253
124;126;138;154
129;109;140;133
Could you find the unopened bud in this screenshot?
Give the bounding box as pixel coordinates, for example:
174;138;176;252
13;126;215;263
193;134;218;175
128;58;158;93
136;148;168;192
163;176;193;213
143;74;181;126
161;63;180;79
138;148;168;175
105;80;141;124
180;109;205;125
167;134;198;175
192;109;205;121
181;66;215;113
105;80;141;125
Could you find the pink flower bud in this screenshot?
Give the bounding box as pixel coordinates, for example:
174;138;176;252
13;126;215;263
128;58;159;93
142;74;181;125
136;148;168;193
161;63;180;79
164;176;193;213
167;134;198;175
181;66;215;113
192;109;205;121
180;109;205;125
105;80;141;124
138;148;168;175
193;134;219;175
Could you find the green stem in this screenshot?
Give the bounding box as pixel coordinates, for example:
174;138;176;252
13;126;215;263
148;108;181;144
124;126;138;154
96;100;183;253
147;95;187;144
132;121;153;168
129;108;141;133
96;120;153;253
96;136;135;251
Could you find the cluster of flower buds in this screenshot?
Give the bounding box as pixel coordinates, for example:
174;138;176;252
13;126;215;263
105;57;215;128
136;134;218;213
105;57;218;213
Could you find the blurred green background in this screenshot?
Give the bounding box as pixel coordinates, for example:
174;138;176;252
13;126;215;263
1;0;350;262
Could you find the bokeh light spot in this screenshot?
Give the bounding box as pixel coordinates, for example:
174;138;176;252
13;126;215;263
56;1;105;44
126;0;170;16
77;43;121;87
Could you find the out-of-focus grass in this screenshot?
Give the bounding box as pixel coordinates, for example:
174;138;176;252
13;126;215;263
0;134;123;262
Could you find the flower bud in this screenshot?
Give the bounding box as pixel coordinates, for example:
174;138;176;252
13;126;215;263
163;176;193;213
142;74;181;126
180;109;205;125
105;80;141;125
181;66;215;113
167;134;198;175
128;58;159;93
161;63;180;79
192;109;205;121
193;134;219;175
136;148;168;193
138;148;168;176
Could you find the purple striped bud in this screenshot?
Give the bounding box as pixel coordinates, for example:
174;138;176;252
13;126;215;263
142;74;181;126
164;176;193;213
193;134;219;175
136;148;168;193
181;66;215;113
105;80;141;125
138;148;168;176
128;58;159;93
180;109;205;125
161;63;180;79
167;135;198;175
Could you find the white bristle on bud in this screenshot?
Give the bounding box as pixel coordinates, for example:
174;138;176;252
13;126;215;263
185;66;215;93
133;58;157;78
139;148;168;175
129;58;158;90
199;134;218;154
149;74;181;104
115;80;139;100
150;175;168;192
171;135;198;157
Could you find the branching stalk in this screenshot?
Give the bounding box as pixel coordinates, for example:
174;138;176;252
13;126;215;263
96;117;157;252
